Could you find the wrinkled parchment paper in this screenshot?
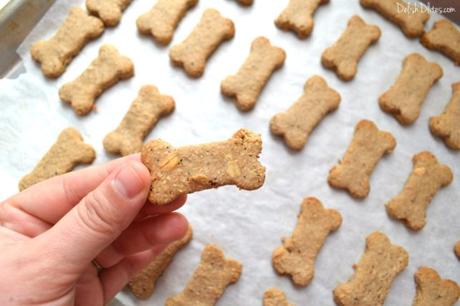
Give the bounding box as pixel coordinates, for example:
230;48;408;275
1;0;459;305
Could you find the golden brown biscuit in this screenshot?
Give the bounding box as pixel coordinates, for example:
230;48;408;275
386;151;453;231
413;267;460;306
128;226;193;299
272;197;341;287
165;244;242;306
275;0;329;38
270;75;340;150
221;37;286;111
379;53;443;125
455;241;460;260
30;7;104;78
19;128;95;191
263;288;294;306
86;0;132;27
429;82;460;150
169;9;235;78
321;15;380;81
421;19;460;65
103;85;175;156
141;128;265;205
59;45;134;116
333;231;409;306
137;0;198;45
328;120;396;199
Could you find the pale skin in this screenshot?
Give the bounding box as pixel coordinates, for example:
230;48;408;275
0;155;188;306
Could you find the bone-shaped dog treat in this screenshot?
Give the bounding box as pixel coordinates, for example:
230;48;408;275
104;85;175;156
221;37;286;111
360;0;429;38
430;82;460;150
455;242;460;260
421;20;460;65
19;128;95;191
386;151;453;231
333;231;409;306
263;288;294;306
59;45;134;116
141;128;265;205
321;15;380;81
137;0;198;45
169;9;235;78
413;267;460;306
128;225;192;300
328;120;396;199
31;7;104;79
86;0;133;27
165;244;242;306
270;75;340;150
379;53;443;125
272;197;341;286
275;0;329;38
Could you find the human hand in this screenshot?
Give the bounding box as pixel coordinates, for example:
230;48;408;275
0;155;188;306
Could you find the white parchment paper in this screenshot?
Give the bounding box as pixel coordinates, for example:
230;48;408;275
1;0;459;305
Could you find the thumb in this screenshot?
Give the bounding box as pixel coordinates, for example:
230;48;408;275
39;159;151;270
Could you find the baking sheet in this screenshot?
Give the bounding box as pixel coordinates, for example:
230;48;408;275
0;0;459;305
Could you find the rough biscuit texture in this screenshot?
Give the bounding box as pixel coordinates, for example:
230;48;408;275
430;82;460;150
273;197;341;287
421;19;460;65
360;0;429;38
263;288;294;306
59;45;134;116
321;15;380;81
31;7;104;78
86;0;132;27
328;120;396;199
104;85;175;156
275;0;329;38
270;75;340;150
455;242;460;260
128;226;193;300
19;128;95;191
333;231;409;306
413;267;460;306
221;37;286;111
386;151;453;231
166;244;242;306
137;0;198;45
379;53;443;125
169;9;235;78
141;128;265;205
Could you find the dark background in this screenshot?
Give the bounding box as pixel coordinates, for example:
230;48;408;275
419;0;460;24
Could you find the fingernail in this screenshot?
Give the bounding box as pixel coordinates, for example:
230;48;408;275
112;162;147;199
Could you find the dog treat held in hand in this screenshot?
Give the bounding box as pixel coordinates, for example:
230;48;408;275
275;0;329;38
86;0;132;26
59;45;134;116
328;120;396;199
19;128;95;191
166;244;242;306
221;37;286;111
379;53;443;125
333;231;409;306
360;0;429;38
30;7;104;78
141;128;265;205
429;82;460;150
386;151;453;231
137;0;198;45
421;19;460;65
321;15;380;81
129;226;193;299
104;85;175;156
413;267;460;306
270;75;340;150
169;9;235;78
273;197;341;286
263;288;294;306
455;242;460;260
